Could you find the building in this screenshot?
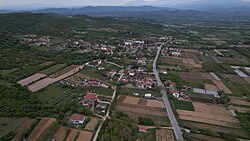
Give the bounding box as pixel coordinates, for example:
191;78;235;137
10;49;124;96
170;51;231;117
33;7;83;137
69;114;85;125
145;94;152;99
84;93;98;101
138;125;149;133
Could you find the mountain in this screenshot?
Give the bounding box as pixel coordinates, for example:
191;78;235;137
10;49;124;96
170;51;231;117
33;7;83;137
33;6;175;15
126;0;250;12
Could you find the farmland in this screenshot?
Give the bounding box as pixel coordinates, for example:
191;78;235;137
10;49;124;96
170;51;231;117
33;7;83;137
0;117;27;139
115;95;169;126
156;129;175;141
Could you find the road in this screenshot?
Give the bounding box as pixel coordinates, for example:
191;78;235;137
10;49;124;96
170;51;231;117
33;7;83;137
153;46;184;141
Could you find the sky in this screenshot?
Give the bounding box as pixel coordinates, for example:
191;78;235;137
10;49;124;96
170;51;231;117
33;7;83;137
0;0;250;9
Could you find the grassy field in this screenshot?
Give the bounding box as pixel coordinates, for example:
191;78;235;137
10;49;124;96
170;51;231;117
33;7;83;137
0;117;27;138
223;80;250;97
39;64;67;75
138;128;156;141
105;63;122;71
187;92;214;100
8;66;41;81
173;100;195;111
119;87;161;97
0;80;13;87
86;86;114;96
0;68;19;76
238;113;250;138
36;83;72;102
81;67;113;84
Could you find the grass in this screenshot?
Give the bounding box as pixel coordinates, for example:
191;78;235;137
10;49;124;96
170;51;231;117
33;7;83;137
238;113;250;138
0;117;27;138
187;91;214;100
105;64;122;71
0;68;19;76
119;87;161;97
138;128;156;141
8;66;41;81
81;67;114;84
36;83;71;102
173;100;195;111
39;64;67;75
0;80;13;87
86;87;114;96
223;80;250;97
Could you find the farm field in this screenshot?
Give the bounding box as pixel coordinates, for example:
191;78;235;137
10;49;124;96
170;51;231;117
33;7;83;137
190;133;224;141
17;73;47;86
84;118;99;131
36;83;71;102
81;67;113;84
177;104;239;128
86;86;114;96
37;61;53;67
75;131;93;141
0;117;27;138
229;97;250;106
28;118;56;141
120;87;161;97
65;129;78;141
28;65;83;92
12;119;34;141
53;126;67;141
172;100;194;111
115;95;169;125
156;129;175;141
40;63;66;75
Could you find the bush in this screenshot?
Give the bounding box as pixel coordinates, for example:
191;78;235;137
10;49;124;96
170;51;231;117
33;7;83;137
138;117;154;126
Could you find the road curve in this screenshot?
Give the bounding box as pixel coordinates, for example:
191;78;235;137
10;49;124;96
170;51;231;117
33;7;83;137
153;46;184;141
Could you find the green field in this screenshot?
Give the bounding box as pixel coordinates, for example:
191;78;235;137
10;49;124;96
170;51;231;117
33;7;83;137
81;67;113;84
173;100;194;111
36;83;71;102
0;117;27;138
39;64;67;75
0;68;19;76
0;80;13;87
86;86;114;96
8;66;41;81
223;80;250;97
138;128;156;141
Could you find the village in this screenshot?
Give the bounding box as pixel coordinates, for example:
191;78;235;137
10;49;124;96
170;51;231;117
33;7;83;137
1;12;250;141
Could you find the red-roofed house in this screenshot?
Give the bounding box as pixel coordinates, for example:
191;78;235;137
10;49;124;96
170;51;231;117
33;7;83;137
69;114;85;125
138;125;149;133
84;93;98;101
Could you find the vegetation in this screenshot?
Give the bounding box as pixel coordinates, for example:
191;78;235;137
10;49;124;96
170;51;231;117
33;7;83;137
138;117;154;126
173;100;195;111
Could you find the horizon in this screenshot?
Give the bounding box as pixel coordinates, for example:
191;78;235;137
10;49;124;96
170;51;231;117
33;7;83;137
1;0;250;11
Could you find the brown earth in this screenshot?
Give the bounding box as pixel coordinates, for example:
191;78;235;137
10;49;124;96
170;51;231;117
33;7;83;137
75;131;93;141
212;80;232;94
12;119;34;141
156;129;175;141
17;73;47;86
123;96;140;105
65;129;78;141
177;109;239;128
225;74;248;84
138;98;147;106
204;84;219;91
53;126;67;141
190;133;224;141
146;100;165;108
84;118;99;131
28;118;56;141
37;61;53;67
230;99;250;106
28;65;83;92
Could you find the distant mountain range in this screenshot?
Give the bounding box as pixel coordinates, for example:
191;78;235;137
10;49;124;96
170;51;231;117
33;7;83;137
126;0;250;12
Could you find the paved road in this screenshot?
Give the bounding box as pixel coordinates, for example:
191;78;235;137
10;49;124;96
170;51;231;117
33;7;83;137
153;46;184;141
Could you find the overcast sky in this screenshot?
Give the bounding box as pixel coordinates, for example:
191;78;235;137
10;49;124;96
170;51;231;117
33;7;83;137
1;0;250;8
